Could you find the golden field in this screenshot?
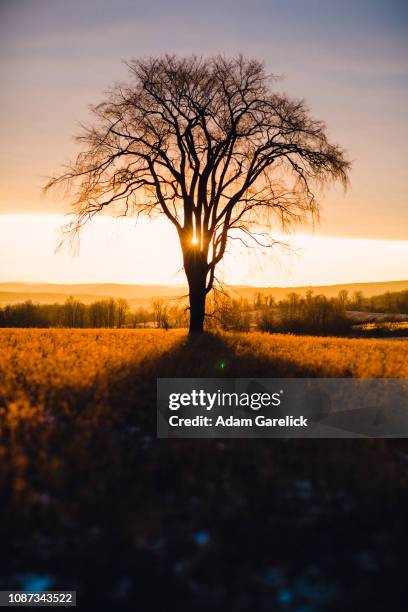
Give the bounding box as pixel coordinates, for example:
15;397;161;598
0;329;407;411
0;328;408;609
228;332;408;378
0;328;407;452
0;329;183;409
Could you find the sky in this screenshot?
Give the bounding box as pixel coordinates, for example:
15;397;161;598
2;214;408;287
0;0;407;286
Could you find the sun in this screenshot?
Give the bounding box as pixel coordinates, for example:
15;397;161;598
191;236;198;246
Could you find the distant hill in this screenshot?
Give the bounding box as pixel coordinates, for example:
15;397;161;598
0;283;187;308
1;280;408;308
228;280;408;302
0;282;186;300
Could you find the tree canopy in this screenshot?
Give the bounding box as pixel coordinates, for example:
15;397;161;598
46;54;350;332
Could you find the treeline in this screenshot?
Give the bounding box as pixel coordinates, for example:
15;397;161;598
206;291;352;335
0;298;130;328
309;288;408;314
255;291;352;335
1;287;407;333
350;289;408;314
0;296;192;329
0;297;191;329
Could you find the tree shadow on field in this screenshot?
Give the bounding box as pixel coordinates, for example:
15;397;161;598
142;331;329;378
105;331;326;433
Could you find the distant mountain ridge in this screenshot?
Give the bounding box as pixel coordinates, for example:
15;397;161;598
0;282;186;299
1;280;408;308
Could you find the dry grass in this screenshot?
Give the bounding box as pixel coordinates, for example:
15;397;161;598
0;328;407;610
0;329;183;407
1;329;406;411
225;332;408;378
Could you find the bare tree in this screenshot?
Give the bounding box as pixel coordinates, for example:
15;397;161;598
152;299;169;329
45;55;350;333
116;297;129;328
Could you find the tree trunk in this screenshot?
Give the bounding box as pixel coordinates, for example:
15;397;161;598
180;231;208;334
188;275;206;333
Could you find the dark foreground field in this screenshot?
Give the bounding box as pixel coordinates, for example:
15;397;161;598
0;330;407;610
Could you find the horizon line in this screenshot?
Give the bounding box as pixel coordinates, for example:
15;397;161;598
1;279;408;290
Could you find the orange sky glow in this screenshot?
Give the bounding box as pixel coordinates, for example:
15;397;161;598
0;1;407;286
1;214;407;287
